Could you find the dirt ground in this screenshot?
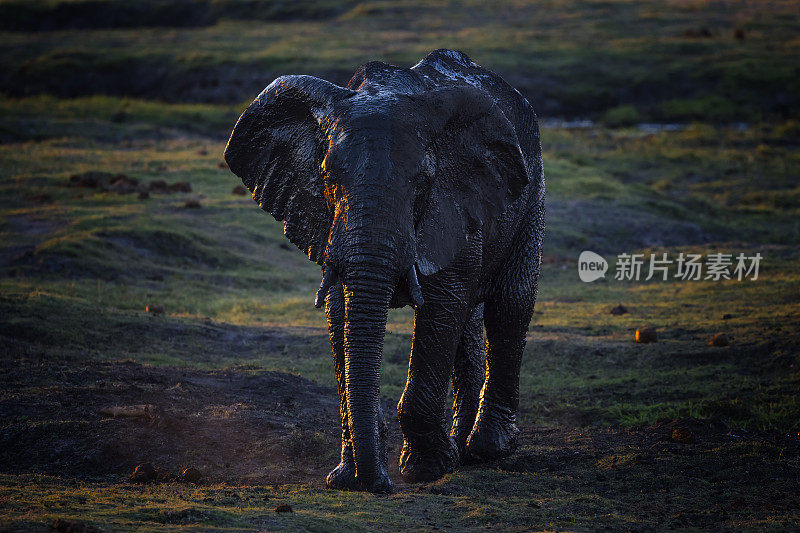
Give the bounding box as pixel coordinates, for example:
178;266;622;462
2;344;799;530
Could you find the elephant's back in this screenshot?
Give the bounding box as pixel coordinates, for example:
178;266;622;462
410;50;545;287
410;49;543;203
346;51;543;199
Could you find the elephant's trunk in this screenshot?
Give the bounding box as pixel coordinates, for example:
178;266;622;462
340;253;396;491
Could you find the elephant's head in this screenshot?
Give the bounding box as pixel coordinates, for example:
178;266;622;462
224;75;528;490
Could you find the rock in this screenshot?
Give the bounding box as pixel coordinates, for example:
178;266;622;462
609;304;628;315
635;328;657;343
146;303;165;315
182;467;203;484
274;504;293;513
232;185;248;196
149;180;168;192
68;171;112;188
128;463;179;483
138;191;150;200
734;28;746;41
722;313;733;320
184;199;201;208
684;27;713;38
671;427;696;444
197;148;209;156
104;175;139;194
709;333;731;347
169;182;192;193
152;466;178;482
111;111;128;123
128;462;155;483
279;242;291;251
67;172;139;194
218;161;228;169
29;193;54;204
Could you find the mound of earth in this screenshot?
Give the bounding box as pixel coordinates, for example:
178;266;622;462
0;354;402;486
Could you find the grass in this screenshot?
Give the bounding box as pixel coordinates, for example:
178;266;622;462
1;0;798;122
1;1;799;530
3;108;797;414
2;99;798;530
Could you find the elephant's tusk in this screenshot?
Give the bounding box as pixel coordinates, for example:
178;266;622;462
315;266;339;308
406;264;425;307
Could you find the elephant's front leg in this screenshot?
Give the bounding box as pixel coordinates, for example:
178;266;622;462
323;282;355;489
324;284;390;490
397;279;471;483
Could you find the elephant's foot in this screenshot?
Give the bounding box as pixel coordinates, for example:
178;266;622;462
325;456;357;490
465;405;519;462
326;459;394;493
398;433;459;483
360;464;395;493
325;441;394;493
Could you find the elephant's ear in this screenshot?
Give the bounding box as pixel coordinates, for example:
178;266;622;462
224;75;355;265
412;86;529;275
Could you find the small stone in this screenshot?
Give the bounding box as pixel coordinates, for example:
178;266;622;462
722;313;733;320
104;174;139;194
152;467;177;482
733;28;746;41
138;191;150;200
129;462;155;483
609;304;628;315
279;242;291;251
29;193;54;204
671;427;696;444
218;161;228;169
274;504;293;513
197;148;209;156
146;303;165;315
181;467;203;484
232;185;248;196
184;199;201;208
683;27;713;38
170;182;192;193
635;328;657;343
709;333;731;347
149;180;168;192
68;171;109;188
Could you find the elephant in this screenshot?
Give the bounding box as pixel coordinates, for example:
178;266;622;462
224;49;544;493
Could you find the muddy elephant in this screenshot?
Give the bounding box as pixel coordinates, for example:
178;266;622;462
225;49;544;493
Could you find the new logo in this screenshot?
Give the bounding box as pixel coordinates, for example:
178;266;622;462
578;250;608;282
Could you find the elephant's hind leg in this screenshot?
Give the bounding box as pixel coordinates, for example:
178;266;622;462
451;303;485;457
466;209;543;462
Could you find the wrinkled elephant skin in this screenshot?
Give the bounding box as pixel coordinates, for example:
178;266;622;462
224;49;545;492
